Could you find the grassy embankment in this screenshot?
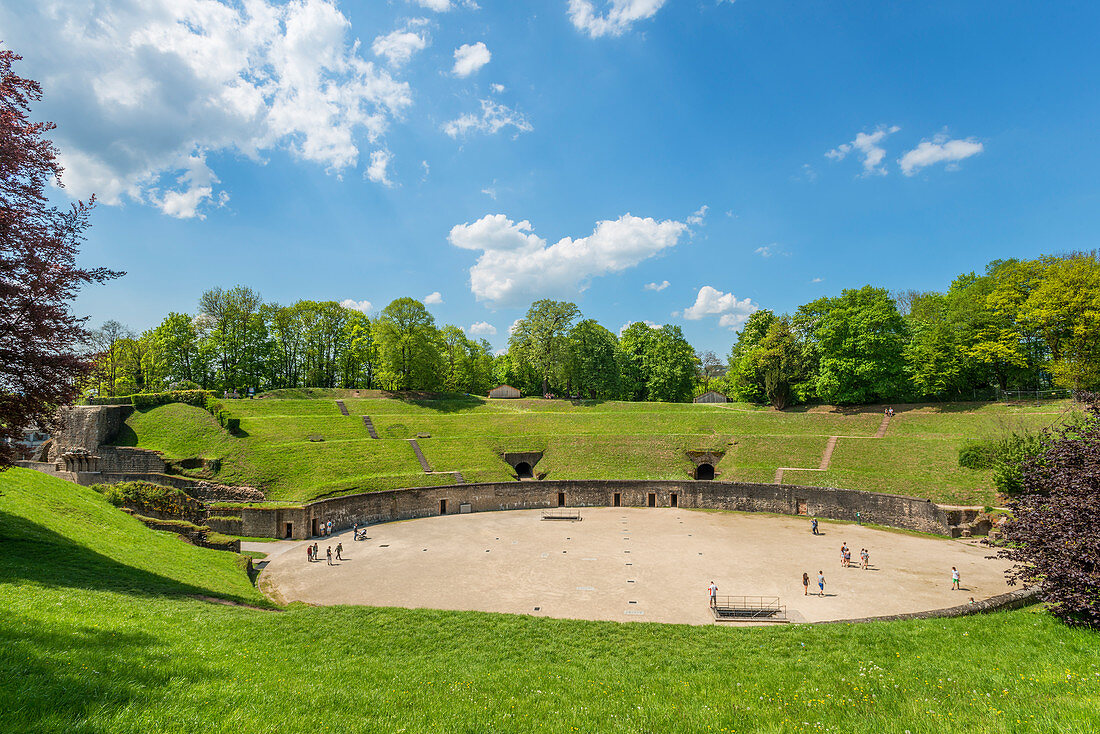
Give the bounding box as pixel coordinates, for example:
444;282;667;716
2;467;1099;733
111;395;1076;504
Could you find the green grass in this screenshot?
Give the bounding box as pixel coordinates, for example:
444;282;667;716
2;467;1099;733
109;397;1083;504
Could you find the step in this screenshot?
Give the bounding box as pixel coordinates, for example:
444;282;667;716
407;439;432;473
335;400;349;416
361;415;379;439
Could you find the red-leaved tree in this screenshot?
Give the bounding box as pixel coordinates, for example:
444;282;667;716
1001;395;1100;627
0;49;122;468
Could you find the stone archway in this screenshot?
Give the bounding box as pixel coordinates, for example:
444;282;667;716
695;463;715;480
503;451;544;480
686;450;725;480
515;461;533;479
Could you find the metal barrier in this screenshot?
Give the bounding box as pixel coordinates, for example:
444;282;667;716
711;595;787;621
541;508;582;521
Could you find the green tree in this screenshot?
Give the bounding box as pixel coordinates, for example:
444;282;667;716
749;317;810;409
508;300;580;395
149;313;205;388
373;298;441;391
904;292;971;399
1019;253;1100;390
726;309;778;403
616;322;655;401
567;319;619;399
643;325;697;403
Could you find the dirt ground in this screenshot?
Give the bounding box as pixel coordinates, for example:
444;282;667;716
259;508;1013;625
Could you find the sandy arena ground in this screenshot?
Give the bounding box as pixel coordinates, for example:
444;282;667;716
259;508;1012;625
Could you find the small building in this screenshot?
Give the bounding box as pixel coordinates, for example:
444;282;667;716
693;390;728;404
488;384;521;399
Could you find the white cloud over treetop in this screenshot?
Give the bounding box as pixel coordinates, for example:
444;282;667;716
2;0;414;219
682;286;758;328
449;213;688;306
826;125;900;176
340;299;373;312
423;291;444;304
452;42;491;77
899;135;984;176
568;0;668;38
467;321;497;335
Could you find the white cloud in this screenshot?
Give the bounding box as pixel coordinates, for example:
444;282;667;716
452;42;491;77
443;99;532;139
644;280;670;292
686;204;708;226
754;244;788;258
3;0;414;218
423;291;444;304
508;318;522;336
811;277;824;283
826;125;900;176
467;321;497;335
490;83;506;93
372;25;429;68
341;299;373;312
366;149;394;186
481;187;497;199
449;213;688;306
899;134;984;176
619;320;660;336
568;0;668;38
682;285;758;329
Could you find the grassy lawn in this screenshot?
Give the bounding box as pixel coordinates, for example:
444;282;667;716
108;398;1083;504
2;468;1099;733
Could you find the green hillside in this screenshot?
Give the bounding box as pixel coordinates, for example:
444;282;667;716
2;467;1099;733
111;395;1076;504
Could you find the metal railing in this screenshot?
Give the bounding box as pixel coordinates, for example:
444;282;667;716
711;595;786;620
541;507;582;521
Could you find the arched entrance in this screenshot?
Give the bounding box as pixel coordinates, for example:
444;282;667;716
695;463;715;480
515;461;533;479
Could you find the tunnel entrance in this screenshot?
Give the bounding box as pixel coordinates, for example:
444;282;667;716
515;461;533;479
695;463;715;480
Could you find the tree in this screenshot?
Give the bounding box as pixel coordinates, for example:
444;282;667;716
508;300;580;395
696;350;722;393
799;286;909;405
1001;399;1100;627
567;319;619;399
903;292;972;399
616;322;655;401
373;298;440;390
0;50;122;466
643;326;696;403
88;320;132;396
726;309;778;403
751;317;810;409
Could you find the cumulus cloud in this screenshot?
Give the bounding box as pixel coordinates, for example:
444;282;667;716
423;291;444;304
372;24;429;67
619;320;660;335
449;213;688;306
490;83;506;93
1;0;414;219
366;149;394;186
811;277;824;283
899;134;984;176
452;42;491;77
826;125;900;176
682;285;758;328
568;0;667;38
467;321;497;335
341;299;373;312
686;204;708;226
407;0;477;10
644;280;670;292
443;99;532;138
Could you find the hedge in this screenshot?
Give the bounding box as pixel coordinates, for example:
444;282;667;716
203;396;241;433
87;390;213;407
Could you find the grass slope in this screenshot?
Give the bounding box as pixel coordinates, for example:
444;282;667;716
2;468;1099;733
112;397;1079;504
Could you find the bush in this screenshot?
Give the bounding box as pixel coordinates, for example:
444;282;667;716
94;481;203;516
958;439;998;469
132;390;214;409
958;431;1044;494
87;396;134;405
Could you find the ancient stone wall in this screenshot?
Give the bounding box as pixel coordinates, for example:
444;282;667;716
242;479;949;540
48;405;131;459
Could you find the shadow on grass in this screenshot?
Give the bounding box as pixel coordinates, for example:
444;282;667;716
0;511;259;605
390;392;488;414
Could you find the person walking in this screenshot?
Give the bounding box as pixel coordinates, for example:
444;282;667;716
856;511;862;526
817;571;826;596
707;581;718;607
802;572;810;596
860;548;869;570
336;543;343;561
313;542;319;559
326;546;333;566
841;544;849;567
327;520;333;535
811;518;819;535
951;566;960;590
307;546;313;563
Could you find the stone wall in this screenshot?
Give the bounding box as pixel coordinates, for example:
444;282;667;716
242;479;949;540
48;405;131;460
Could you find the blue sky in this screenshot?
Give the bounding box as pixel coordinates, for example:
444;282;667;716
4;0;1098;355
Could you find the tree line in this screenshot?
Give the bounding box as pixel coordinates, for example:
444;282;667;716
86;252;1100;406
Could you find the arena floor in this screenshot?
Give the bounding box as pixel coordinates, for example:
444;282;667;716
258;508;1013;625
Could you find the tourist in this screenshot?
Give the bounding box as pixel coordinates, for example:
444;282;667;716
860;548;869;570
307;546;312;563
856;511;862;526
353;522;358;538
817;571;826;596
811;518;819;535
952;566;961;590
841;544;848;567
327;520;333;535
326;546;333;566
802;572;809;596
968;597;976;605
336;543;343;560
313;542;318;559
707;581;718;607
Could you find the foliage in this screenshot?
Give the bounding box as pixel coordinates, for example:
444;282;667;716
508;299;580;395
94;481;202;515
567;319;619;399
0;50;122;468
1002;398;1100;626
373;297;442;391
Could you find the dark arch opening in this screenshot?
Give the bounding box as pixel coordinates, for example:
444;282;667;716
695;463;715;480
515;461;533;479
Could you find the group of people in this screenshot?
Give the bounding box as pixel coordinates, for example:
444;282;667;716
884;406;896;417
839;542;870;570
317;520;334;537
306;542;343;565
802;571;828;596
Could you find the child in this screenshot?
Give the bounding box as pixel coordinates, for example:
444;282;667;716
951;566;960;590
817;571;826;596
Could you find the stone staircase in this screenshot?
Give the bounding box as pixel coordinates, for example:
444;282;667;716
336;400;349;416
361;415;379;439
407;439;432;472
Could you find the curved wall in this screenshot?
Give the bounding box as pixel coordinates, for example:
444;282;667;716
241;480;950;540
